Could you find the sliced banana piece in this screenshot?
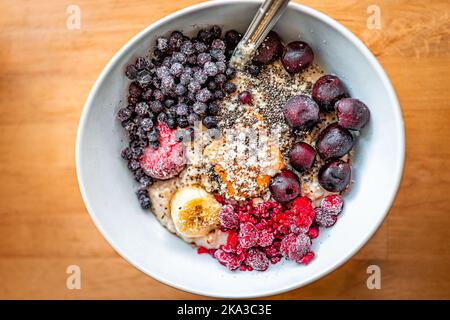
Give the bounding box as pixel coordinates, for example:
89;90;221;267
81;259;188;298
170;186;221;238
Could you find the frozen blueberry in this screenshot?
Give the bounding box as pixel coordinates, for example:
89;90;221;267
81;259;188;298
136;70;152;87
136;188;151;209
196;88;212;103
194;41;208;53
197;53;212;66
161;76;175;92
175;84;187;96
156;37;169;52
207;101;220;115
149;100;163;113
214;90;225;100
214;73;227;85
225;67;235;79
150;90;163;102
170;63;184;77
179;73;192;85
128;159;141;171
125;64;137;80
193;70;208;84
141;88;153;100
166;116;177;129
136;57;152;71
188;112;201;125
210;25;222;39
156;66;170;79
121;147;133;160
211;39;226;51
117;107;133;121
168;31;184;50
186;54;197;65
135;102;149;116
180;41;195;55
203;116;217;128
197;29;212;44
140;117;153;131
176;103;189;116
188;80;201;93
128;82;142;97
177;116;189;128
215;61;226;74
171;52;186;64
203;61;218;77
223;82;237;93
225;30;242;48
157;112;168;125
248;64;260;77
210;49;226;61
139;174;154;188
193;102;207;115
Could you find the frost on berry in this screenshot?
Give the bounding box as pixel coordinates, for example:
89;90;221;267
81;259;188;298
290;196;315;232
280;233;312;263
213;249;240;270
264;241;281;259
238;222;259;249
257;229;274;247
321;195;343;215
219;205;239;230
314;207;337;228
245;248;269;271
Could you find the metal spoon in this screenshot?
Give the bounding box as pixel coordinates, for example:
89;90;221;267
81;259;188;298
229;0;290;70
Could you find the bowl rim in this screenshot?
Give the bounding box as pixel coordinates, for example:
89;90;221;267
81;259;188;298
76;0;405;298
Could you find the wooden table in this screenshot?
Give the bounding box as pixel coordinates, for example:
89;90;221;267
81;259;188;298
0;0;449;299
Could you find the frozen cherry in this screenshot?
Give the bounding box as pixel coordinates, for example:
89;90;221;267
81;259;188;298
269;169;301;203
316;123;353;160
312;75;347;111
253;31;283;65
318;160;351;192
283;95;319;130
238;91;252;104
281;41;314;74
289;142;316;172
335;98;370;130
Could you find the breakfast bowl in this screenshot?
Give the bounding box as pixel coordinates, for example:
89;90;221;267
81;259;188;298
76;0;404;298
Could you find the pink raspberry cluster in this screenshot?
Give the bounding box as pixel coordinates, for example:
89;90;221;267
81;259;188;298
199;195;342;271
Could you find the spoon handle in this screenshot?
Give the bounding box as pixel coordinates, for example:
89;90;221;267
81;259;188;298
230;0;290;69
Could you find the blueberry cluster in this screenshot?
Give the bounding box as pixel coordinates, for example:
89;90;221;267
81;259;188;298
117;26;243;208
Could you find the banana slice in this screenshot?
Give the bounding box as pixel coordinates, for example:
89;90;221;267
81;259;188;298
170;186;221;238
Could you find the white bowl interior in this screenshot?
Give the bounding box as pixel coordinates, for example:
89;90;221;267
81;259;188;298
77;1;404;298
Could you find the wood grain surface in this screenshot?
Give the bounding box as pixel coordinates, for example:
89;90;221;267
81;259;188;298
0;0;449;299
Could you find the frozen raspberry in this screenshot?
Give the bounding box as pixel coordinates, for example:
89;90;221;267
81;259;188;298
214;249;240;270
280;233;311;263
314;207;337;228
307;225;319;239
245;249;269;271
257;229;274;247
321;195;344;215
264;241;281;258
290;196;315;232
139;123;186;179
300;251;315;265
219;205;239;230
238;222;259;249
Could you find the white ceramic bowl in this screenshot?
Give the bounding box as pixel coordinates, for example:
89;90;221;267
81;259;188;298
76;0;404;298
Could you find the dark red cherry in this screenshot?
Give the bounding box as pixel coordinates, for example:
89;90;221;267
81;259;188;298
253;31;283;65
283;95;319;130
269;169;301;203
312;75;347;111
318;160;351;192
316;123;353;160
281;41;314;74
335;98;370;130
289;142;316;172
